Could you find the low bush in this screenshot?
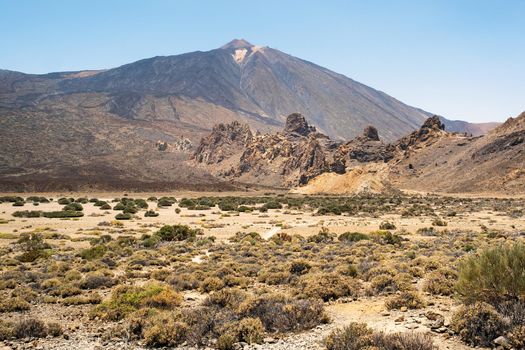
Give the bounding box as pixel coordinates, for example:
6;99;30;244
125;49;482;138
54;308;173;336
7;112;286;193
115;213;132;220
297;272;358;301
57;197;72;205
326;323;435;350
43;211;84;218
92;283;182;321
379;222;396;230
308;228;336;243
451;302;509;347
423;269;456;296
325;323;373;350
145;210;159;217
63;202;83;211
385;291;425;310
0;297;31;312
456;242;525;305
12;210;42;218
156;225;201;241
338;231;369;243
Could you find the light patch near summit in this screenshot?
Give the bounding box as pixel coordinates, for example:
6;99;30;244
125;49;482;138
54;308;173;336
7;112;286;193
233;48;248;63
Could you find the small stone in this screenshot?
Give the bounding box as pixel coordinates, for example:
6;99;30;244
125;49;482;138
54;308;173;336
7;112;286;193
400;306;408;312
493;336;511;349
381;311;391;316
394;316;405;322
432;327;447;333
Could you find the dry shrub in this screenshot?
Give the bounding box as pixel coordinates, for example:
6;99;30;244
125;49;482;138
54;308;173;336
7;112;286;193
205;288;248;309
385;291;426;310
451;302;509;347
422;268;456;296
325;323;373;350
0;297;30;312
297;272;359;301
143;313;188;347
238;294;327;332
326;323;435;350
508;325;525;349
236;317;264;344
200;276;226;292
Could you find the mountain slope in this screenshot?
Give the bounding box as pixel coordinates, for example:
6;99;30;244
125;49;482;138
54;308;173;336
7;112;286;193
1;40;495;141
0;39;501;191
390;112;525;194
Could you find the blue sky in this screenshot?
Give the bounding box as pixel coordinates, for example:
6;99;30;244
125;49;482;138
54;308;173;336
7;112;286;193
1;0;523;123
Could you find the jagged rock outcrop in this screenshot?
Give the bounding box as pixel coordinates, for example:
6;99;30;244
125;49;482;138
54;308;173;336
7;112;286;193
192;114;456;188
156;138;192;152
394;115;447;155
193;112;525;194
363;126;380;141
336;126;394;164
194;114;347;186
192;122;252;164
284;113;317;137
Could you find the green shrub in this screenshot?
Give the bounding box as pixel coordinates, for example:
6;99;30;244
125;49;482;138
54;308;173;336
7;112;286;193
57;198;71;205
12;210;42;218
134;199;148;209
456;242;525;305
263;201;282;210
113;203;125;210
63;202;83;211
219;202;237;211
338;232;369;243
159;197;177;207
308;227;336;243
115;213;132;220
379;222;396;230
43;211;83;218
92;284;182;321
145;210;159;217
432;217;447;226
80;245;107;260
156;225;200;241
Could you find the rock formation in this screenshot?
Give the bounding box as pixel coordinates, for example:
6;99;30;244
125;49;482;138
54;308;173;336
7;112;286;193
192;122;253;164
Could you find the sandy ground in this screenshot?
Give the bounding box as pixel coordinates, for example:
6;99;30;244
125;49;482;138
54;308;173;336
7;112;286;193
1;195;522;249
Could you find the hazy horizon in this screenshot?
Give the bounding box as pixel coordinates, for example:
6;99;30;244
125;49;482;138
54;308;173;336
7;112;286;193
1;0;523;123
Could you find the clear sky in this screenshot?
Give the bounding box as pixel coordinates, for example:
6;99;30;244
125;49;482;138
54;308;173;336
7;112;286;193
1;0;523;123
